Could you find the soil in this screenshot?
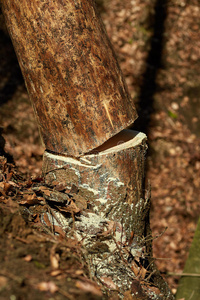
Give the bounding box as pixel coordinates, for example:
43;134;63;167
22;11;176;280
0;0;200;299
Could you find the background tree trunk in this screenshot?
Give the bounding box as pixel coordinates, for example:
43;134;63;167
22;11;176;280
176;217;200;300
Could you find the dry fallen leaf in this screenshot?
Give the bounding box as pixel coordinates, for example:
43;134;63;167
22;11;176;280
131;260;140;277
123;290;134;300
23;254;32;262
50;270;62;277
57;200;80;214
76;280;102;296
139;266;147;280
100;276;117;290
72;194;87;210
75;270;84;275
50;245;60;270
38;186;51;197
0;276;8;289
20;193;41;205
36;281;58;294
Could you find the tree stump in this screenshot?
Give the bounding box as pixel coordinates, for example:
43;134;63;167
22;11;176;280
43;130;148;240
42;130;173;298
43;130;153;295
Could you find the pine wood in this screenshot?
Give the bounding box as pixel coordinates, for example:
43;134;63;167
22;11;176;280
1;0;137;156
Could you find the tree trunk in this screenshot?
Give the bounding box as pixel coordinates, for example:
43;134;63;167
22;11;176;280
1;0;137;156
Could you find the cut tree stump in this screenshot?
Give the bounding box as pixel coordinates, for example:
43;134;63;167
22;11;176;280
43;130;148;241
43;130;151;295
42;130;174;299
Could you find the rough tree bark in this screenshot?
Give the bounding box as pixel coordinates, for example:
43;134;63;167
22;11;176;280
1;0;174;299
1;0;137;156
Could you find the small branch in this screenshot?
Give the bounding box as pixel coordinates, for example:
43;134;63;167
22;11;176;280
167;272;200;277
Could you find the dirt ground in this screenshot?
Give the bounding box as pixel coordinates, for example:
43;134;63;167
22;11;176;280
0;0;200;299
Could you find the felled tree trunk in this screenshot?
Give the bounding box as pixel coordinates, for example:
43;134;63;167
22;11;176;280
1;0;137;156
1;0;174;298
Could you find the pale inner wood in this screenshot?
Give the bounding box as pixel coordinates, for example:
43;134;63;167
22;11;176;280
87;130;146;155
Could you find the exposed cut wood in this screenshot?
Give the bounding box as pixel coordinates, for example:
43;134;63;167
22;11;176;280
1;0;137;156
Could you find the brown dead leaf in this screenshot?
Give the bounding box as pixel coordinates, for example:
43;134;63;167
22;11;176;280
53;225;66;238
38;186;51;197
50;270;62;277
123;290;134;300
36;281;58;294
33;213;41;224
75;270;84;275
23;254;32;262
7;180;19;188
139;266;147;280
131;260;140;277
50;245;60;270
69;184;79;194
0;276;8;290
72;194;87;210
76;280;102;296
0;182;6;196
6;171;13;181
43;213;52;227
2;182;11;193
57;200;80;214
20;193;41;205
100;276;117;290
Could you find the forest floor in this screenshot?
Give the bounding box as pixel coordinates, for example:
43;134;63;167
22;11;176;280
0;0;200;299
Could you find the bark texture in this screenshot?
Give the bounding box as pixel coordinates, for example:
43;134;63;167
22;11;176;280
42;130;174;299
42;130;162;298
1;0;137;156
43;130;148;240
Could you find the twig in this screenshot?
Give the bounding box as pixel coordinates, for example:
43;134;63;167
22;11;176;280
167;272;200;277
